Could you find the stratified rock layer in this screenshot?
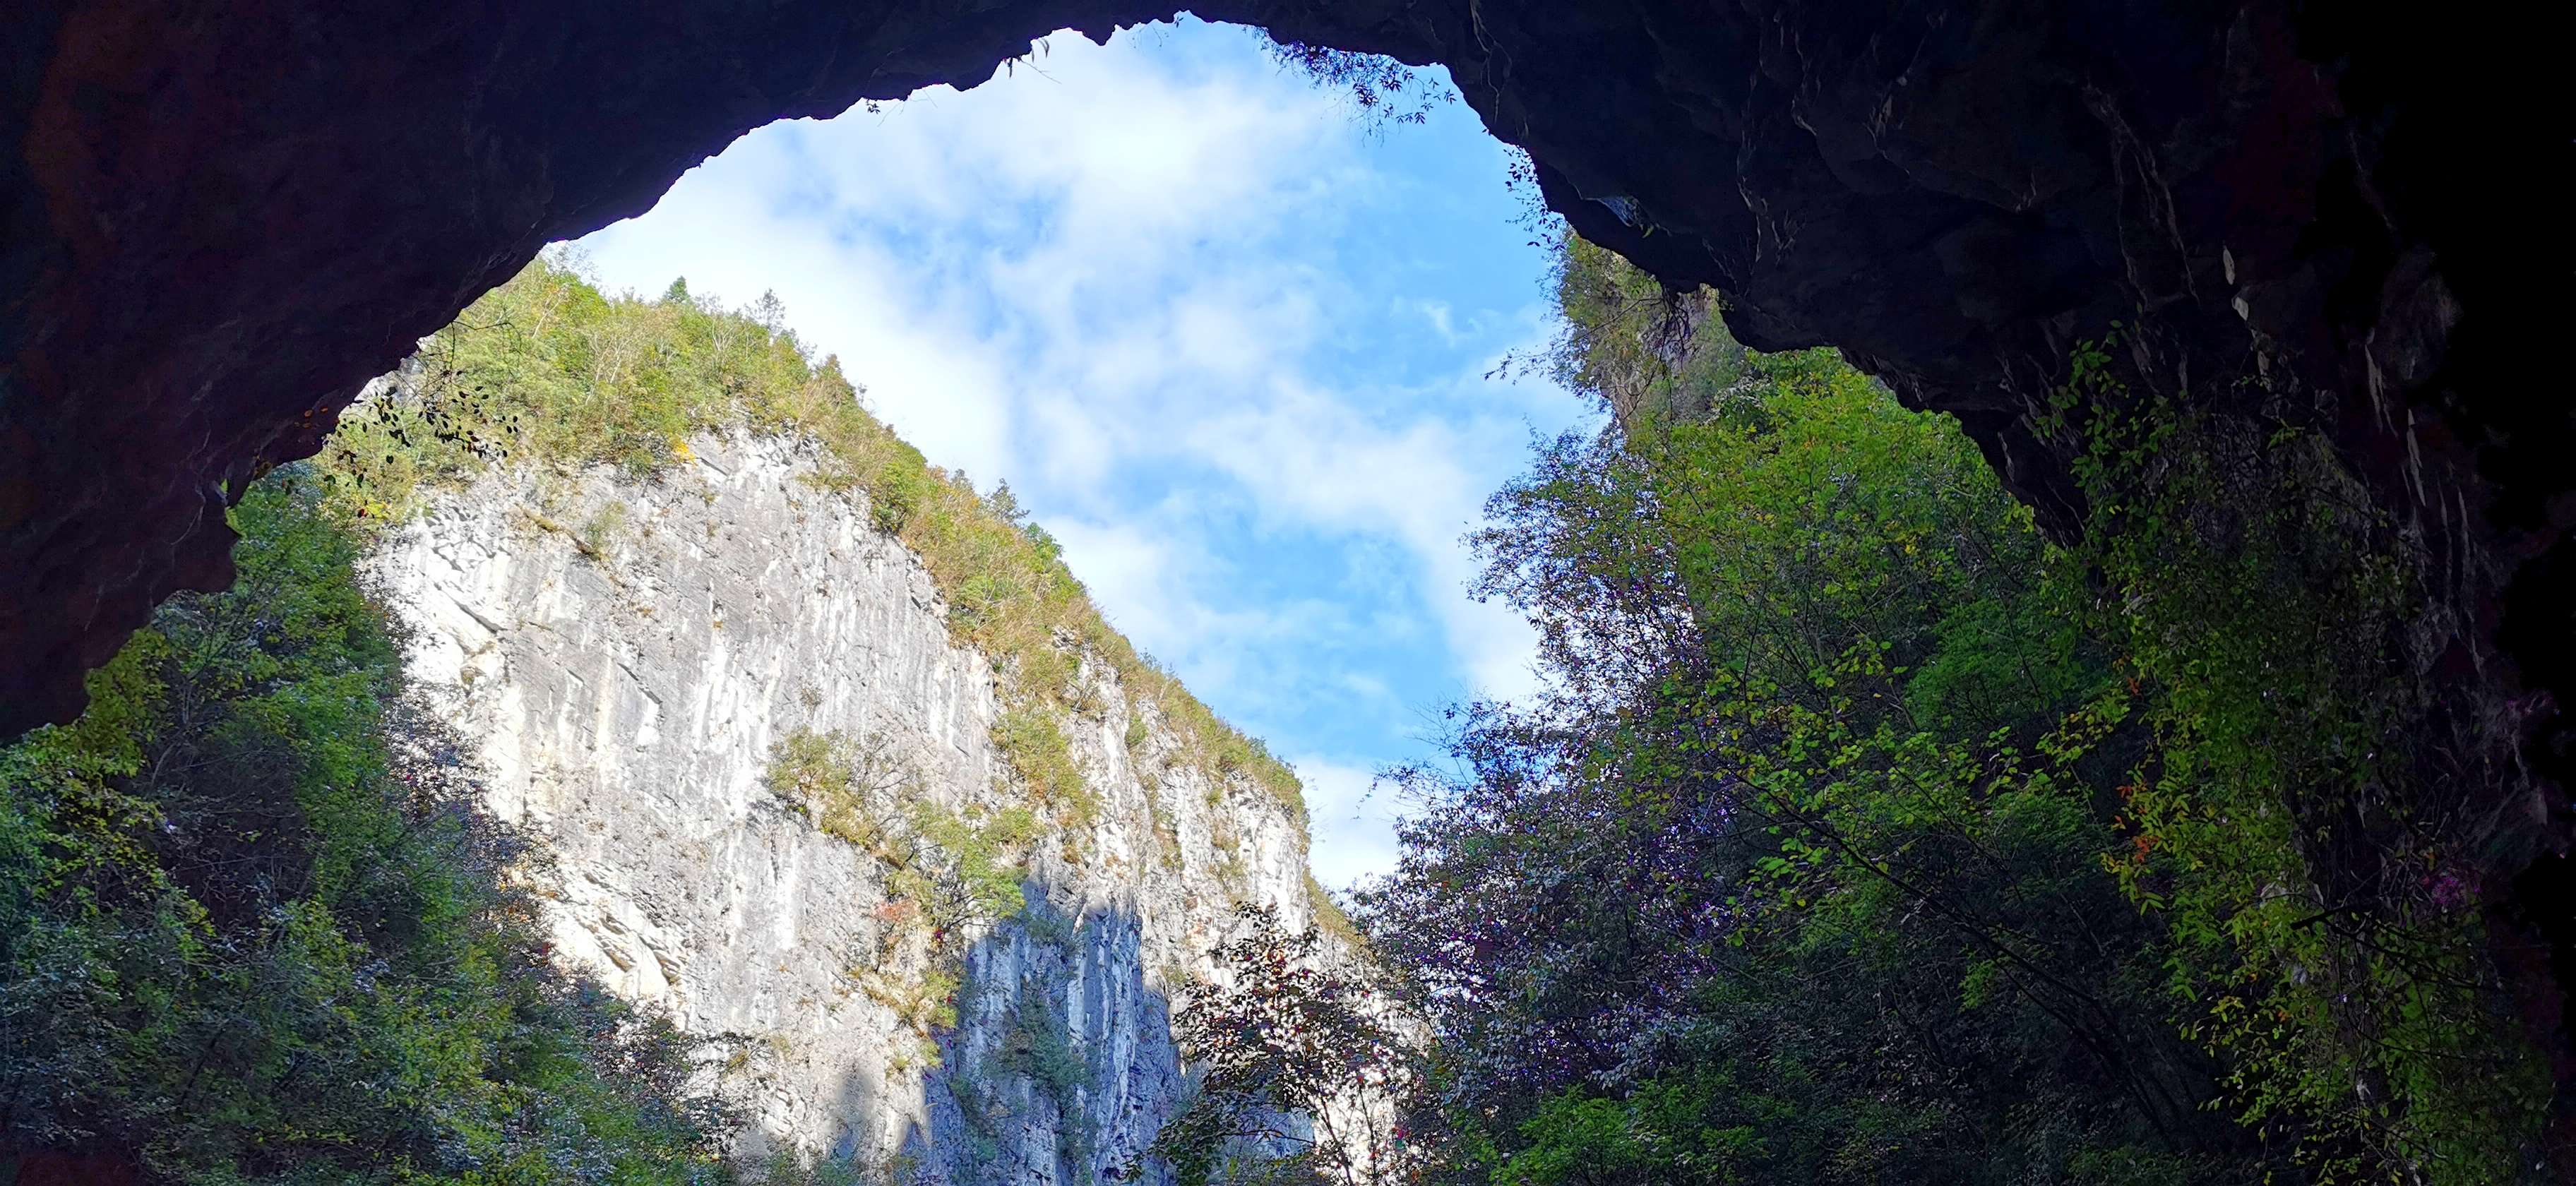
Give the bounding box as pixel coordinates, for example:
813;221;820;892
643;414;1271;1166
371;432;1318;1180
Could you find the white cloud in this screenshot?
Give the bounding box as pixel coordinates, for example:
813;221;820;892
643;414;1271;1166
1402;297;1465;346
1294;756;1405;892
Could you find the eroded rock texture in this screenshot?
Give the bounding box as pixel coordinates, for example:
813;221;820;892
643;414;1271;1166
371;432;1322;1179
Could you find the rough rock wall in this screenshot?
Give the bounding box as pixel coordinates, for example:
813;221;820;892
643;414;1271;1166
368;431;1319;1182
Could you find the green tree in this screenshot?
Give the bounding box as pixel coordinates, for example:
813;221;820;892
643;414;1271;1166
1359;234;2267;1185
1150;905;1423;1186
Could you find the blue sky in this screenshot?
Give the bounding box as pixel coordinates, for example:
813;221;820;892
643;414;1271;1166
571;18;1592;890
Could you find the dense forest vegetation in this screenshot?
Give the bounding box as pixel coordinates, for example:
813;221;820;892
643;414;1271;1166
1224;236;2552;1185
1147;232;2558;1185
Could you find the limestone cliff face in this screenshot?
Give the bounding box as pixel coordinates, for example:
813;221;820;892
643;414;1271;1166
367;431;1318;1182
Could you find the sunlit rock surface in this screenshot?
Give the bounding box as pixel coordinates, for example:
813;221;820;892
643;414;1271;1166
369;433;1318;1180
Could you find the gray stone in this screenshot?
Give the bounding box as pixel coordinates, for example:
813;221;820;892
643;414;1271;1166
369;432;1323;1183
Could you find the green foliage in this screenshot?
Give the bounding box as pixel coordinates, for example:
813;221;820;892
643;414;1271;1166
0;475;727;1185
1367;239;2248;1184
1304;873;1361;949
1018;903;1079;951
1146;790;1185;872
945;1061;1008;1155
1002;985;1087;1099
579;499;628;558
992;707;1094;825
1508;232;1750;430
320;254;1306;829
1578;438;2186;1170
2037;333;2548;1179
1360;234;2553;1185
764;728;906;851
1147;905;1421;1186
910;966;965;1034
1498;1076;1761;1186
861;962;962;1073
766;727;857;802
899;802;1041;933
746;1146;917;1186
